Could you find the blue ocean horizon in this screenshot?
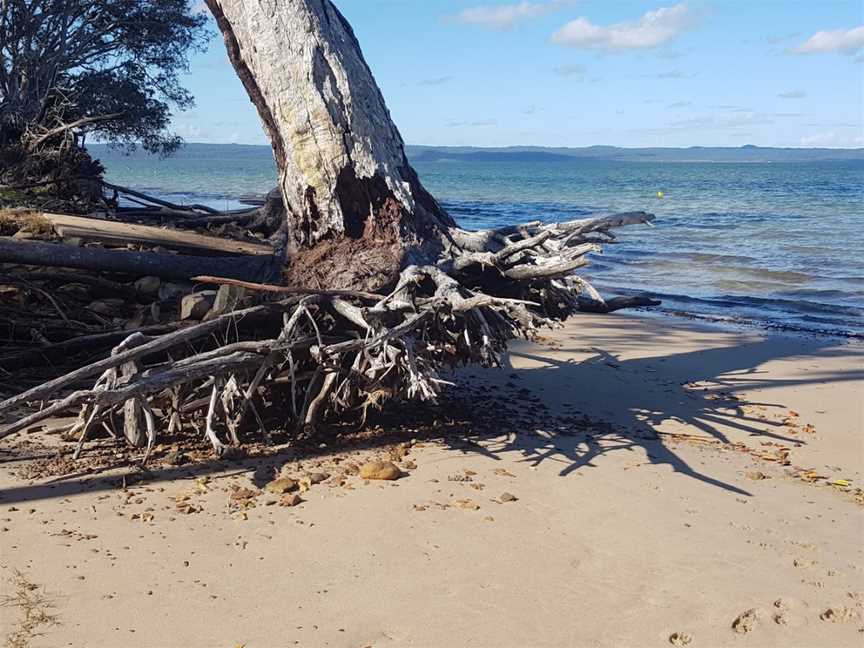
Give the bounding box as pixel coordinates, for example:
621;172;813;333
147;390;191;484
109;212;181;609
92;143;864;338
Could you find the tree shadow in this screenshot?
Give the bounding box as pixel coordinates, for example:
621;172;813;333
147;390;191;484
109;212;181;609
450;319;863;496
1;318;860;505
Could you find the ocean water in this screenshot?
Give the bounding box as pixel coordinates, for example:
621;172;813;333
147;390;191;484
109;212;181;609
94;144;864;337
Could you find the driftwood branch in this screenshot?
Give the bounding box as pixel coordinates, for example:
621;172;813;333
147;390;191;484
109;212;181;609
0;238;278;282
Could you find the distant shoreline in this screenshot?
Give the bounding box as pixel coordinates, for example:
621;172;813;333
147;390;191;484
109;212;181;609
87;142;864;164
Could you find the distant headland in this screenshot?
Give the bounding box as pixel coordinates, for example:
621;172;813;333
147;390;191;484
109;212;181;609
405;144;864;163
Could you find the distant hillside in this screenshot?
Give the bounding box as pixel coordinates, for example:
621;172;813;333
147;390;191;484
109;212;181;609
405;144;864;163
88;142;864;164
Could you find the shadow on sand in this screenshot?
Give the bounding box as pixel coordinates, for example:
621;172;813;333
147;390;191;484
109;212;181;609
1;317;860;505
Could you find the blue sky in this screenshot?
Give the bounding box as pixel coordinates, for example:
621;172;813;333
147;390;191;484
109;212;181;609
175;1;864;148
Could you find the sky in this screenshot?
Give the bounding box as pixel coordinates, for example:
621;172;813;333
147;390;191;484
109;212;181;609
174;0;864;148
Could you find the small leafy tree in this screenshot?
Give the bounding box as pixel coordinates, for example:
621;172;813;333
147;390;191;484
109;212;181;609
0;0;210;197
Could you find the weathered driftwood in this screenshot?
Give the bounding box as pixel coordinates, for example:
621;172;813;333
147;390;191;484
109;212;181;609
102;182;219;215
43;213;272;256
0;238;278;282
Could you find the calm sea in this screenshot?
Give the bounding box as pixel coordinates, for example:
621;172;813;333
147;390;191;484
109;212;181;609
94;144;864;337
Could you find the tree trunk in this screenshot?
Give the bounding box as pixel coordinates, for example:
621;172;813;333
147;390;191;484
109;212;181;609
205;0;453;291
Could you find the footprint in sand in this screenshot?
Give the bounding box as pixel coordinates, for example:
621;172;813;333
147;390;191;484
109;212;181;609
819;607;859;623
668;631;692;646
732;608;761;634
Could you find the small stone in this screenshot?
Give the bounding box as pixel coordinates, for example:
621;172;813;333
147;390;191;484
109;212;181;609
669;632;692;646
359;461;401;481
211;284;246;316
134;276;161;296
264;478;298;494
229;487;258;502
86;298;125;316
280;493;302;507
308;472;329;484
499;492;518;503
732;608;759;634
180;291;216;320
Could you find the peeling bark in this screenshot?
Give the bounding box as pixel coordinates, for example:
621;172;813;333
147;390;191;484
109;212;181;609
205;0;452;290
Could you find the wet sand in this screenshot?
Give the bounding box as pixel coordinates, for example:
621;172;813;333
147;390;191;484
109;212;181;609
1;313;862;647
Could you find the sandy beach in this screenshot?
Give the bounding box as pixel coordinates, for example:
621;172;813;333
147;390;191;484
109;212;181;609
1;312;862;648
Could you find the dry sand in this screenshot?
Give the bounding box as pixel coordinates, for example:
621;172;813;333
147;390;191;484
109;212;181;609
1;313;862;647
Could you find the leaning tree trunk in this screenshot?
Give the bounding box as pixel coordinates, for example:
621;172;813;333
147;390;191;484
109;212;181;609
205;0;453;291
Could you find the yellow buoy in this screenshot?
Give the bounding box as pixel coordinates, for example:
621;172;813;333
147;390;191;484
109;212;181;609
657;191;665;199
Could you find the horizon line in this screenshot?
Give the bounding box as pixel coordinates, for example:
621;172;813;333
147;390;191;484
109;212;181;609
89;142;864;151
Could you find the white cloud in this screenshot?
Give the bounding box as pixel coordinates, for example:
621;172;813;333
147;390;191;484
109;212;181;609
551;3;695;50
447;1;573;31
799;131;864;147
791;26;864;55
778;89;806;99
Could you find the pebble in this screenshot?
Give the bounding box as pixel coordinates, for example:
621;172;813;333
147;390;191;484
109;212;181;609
359;461;401;481
264;478;298;494
280;494;302;507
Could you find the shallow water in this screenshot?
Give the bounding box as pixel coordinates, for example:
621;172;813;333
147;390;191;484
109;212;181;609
94;144;864;337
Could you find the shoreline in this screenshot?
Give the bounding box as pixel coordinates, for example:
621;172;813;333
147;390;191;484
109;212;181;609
626;304;864;341
1;310;862;647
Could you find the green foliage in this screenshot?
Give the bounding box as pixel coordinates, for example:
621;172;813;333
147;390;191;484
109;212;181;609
0;0;211;156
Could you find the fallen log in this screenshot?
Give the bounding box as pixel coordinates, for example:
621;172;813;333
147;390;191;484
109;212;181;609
42;213;273;256
0;238;278;282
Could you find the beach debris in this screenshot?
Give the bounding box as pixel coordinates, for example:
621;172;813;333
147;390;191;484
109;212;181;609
668;632;692;646
180;291;216;320
359;461;401;481
279;494;303;507
264;478;298;495
499;492;518;503
229;486;258;508
455;499;480;510
731;608;760;634
0;570;60;648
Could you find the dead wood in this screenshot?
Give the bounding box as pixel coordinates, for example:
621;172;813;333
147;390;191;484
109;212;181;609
0;238;278;282
42;213;273;256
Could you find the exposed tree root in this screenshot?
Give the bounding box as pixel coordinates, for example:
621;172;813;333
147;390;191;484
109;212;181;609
0;212;656;461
